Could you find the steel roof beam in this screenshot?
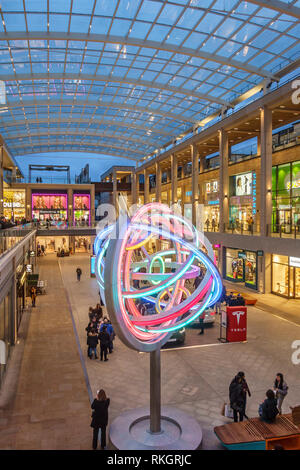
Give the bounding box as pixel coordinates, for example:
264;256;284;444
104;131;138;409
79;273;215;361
0;32;279;80
9;140;145;155
5;130;157;147
11;148;136;160
246;0;300;19
0;117;171;136
3;98;195;124
1;72;229;107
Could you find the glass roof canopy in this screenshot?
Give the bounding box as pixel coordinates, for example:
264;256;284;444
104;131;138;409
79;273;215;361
0;0;299;161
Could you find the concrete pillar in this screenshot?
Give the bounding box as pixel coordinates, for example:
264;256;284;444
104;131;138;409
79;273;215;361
12;166;17;183
155;162;161;203
0;146;3;217
67;188;73;227
131;172;137;205
136;173;140;205
219;129;229;233
260;106;272;237
90;184;95;226
144;169;149;204
191;144;199;226
112;168;118;215
171;154;178;204
199;155;205;174
26;187;31;221
257;133;261;156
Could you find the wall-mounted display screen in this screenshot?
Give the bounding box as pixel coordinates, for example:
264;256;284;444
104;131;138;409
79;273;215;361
32;193;68;222
32;194;67;210
234;173;252;196
73;194;90;225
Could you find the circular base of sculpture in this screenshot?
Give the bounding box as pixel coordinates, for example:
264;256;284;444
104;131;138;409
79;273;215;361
109;406;202;450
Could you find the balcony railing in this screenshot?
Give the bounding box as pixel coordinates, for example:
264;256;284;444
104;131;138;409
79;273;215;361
224;222;260;236
0;225;35;258
270;224;300;239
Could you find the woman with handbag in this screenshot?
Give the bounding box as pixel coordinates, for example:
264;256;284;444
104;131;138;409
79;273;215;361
274;373;288;415
91;389;110;450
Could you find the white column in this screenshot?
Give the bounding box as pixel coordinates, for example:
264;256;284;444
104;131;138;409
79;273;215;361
131;172;137;205
260;106;273;237
144;169;149;204
113;168;118;214
155;162;161;203
191;144;199;226
219;129;229;233
171;154;178;204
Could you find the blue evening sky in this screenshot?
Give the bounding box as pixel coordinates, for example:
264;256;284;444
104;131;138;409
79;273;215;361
14;152;137;182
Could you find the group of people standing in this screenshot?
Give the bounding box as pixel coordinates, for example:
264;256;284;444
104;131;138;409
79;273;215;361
229;371;288;423
85;304;115;362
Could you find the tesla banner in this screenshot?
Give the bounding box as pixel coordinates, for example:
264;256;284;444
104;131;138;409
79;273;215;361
226;306;247;342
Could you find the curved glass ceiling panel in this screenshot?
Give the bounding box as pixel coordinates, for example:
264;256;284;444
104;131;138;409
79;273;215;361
0;0;299;159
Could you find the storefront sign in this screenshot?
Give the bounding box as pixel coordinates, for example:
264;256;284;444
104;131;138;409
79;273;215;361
226;307;247;342
207;199;219;205
252;172;256;215
29;251;35;257
290;257;300;268
257;250;264;256
26;265;32;273
238;251;246;259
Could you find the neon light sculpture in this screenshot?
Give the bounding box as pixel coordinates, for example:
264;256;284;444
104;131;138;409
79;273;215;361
94;203;222;352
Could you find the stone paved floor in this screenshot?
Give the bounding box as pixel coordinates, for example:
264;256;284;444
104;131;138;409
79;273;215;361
0;255;91;450
0;253;300;450
58;253;300;450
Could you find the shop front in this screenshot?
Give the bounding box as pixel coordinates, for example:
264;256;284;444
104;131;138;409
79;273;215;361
229;172;256;230
224;248;258;290
75;236;91;252
204;180;219;231
32;193;68;224
0;286;13;389
3;189;26;222
271;255;300;298
16;265;26;331
73;193;90;226
37;236;69;253
272;161;300;233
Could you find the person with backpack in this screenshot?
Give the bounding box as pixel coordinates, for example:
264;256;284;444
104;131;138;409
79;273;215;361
87;329;98;359
259;389;279;423
274;373;288;415
76;267;82;281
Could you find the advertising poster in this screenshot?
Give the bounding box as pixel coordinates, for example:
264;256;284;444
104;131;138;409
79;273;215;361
32;194;67;210
235;173;252;196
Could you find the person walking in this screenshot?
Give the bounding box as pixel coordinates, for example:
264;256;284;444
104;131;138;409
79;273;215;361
76;267;82;281
259;389;279;423
229;374;246;422
87;329;98;359
198;311;205;335
98;325;110;361
237;371;251;419
91;389;110;450
30;286;37;307
274;373;288;415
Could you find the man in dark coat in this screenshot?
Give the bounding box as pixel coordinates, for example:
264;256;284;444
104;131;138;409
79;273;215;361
98;325;110;361
76;267;82;281
87;329;98;359
229;375;246;422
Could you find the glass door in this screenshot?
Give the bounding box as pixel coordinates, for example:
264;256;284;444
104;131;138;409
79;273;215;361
289;267;294;298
